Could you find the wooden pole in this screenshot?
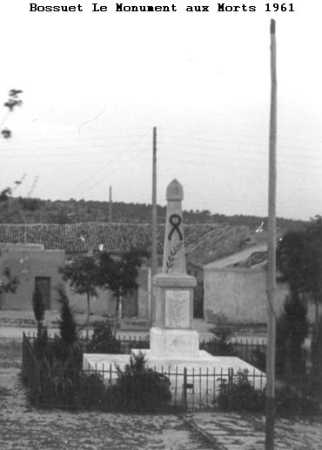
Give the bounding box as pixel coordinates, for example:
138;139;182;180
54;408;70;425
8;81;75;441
265;18;277;450
108;185;112;223
151;126;158;323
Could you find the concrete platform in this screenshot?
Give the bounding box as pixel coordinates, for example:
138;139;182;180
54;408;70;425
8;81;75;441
83;350;266;408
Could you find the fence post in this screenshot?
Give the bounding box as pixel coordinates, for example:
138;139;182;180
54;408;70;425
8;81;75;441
183;367;188;411
228;368;234;390
22;332;26;378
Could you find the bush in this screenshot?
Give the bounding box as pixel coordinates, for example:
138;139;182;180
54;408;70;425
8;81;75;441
107;352;172;412
276;385;320;416
86;321;121;354
311;318;322;398
216;370;320;416
216;370;265;412
32;286;45;338
276;292;308;378
27;340;171;412
78;372;108;409
57;286;78;347
32;326;49;359
32;287;82;369
201;326;235;356
35;365;107;410
250;348;266;372
35;335;83;370
120;338;149;353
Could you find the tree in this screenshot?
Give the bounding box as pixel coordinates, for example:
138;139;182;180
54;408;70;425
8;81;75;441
276;291;309;378
32;286;45;338
60;256;100;338
277;217;322;328
57;286;77;347
97;249;148;324
311;317;322;397
86;321;121;353
1;89;23;139
277;218;322;388
277;229;308;294
0;267;18;296
0;89;24;221
303;217;322;324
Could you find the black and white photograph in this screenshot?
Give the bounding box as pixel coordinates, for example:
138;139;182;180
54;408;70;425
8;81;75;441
0;1;322;449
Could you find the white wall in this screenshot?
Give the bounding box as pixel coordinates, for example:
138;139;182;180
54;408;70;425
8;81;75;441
204;267;288;324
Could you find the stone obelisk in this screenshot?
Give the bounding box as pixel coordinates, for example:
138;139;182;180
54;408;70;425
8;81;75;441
150;179;199;358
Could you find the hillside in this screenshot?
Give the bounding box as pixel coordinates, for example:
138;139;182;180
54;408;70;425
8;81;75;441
0;222;253;267
0;196;306;232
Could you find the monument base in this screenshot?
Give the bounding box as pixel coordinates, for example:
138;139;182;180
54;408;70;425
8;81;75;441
150;326;199;358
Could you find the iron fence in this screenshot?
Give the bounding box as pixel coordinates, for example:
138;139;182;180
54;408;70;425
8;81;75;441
22;332;266;411
83;363;266;411
22;332;41;400
24;330;267;365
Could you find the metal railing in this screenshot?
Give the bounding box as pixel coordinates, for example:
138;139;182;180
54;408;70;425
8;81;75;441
22;332;266;411
22;332;41;402
24;330;267;362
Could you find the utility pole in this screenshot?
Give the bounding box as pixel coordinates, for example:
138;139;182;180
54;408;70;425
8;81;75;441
108;185;112;223
265;18;277;450
151;126;158;323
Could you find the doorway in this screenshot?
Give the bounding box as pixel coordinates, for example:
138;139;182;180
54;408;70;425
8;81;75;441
34;276;51;310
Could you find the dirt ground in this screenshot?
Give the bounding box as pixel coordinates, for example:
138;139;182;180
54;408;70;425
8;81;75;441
190;412;322;450
0;338;211;450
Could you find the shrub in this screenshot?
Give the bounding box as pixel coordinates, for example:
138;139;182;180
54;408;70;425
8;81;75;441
250;348;266;372
216;370;320;416
30;290;83;409
276;292;308;378
276;385;320;416
34;353;171;412
77;372;108;409
32;326;49;359
57;286;78;347
32;286;45;338
120;338;149;354
28;344;98;409
108;352;171;412
35;335;83;371
311;318;322;398
86;321;121;354
27;339;171;412
216;370;265;412
35;364;106;409
201;326;235;356
33;288;82;370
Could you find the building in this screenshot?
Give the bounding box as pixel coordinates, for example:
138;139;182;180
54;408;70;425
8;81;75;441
0;243;65;310
2;222;292;326
203;243;289;325
0;243;151;326
0;222;252;321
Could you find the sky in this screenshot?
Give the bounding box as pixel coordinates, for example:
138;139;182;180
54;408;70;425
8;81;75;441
1;1;322;220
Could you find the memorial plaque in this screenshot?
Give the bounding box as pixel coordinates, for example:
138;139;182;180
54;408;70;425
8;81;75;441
165;289;190;328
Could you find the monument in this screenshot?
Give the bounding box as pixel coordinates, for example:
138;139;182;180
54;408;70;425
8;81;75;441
131;179;265;391
83;179;265;406
149;179;199;359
